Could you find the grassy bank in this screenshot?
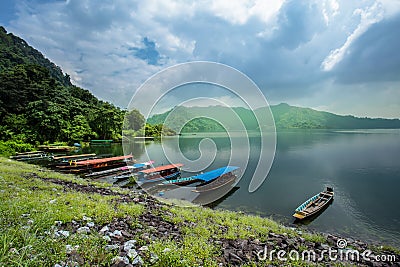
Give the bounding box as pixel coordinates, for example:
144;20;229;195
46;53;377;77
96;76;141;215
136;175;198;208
0;157;398;266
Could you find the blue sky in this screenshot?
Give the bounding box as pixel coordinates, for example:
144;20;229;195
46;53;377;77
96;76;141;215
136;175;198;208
1;0;399;118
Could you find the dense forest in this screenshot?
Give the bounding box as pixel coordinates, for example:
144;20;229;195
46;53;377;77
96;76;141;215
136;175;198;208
0;26;172;152
0;26;125;144
148;103;400;132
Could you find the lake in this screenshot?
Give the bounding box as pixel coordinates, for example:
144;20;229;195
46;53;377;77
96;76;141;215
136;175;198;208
84;129;400;247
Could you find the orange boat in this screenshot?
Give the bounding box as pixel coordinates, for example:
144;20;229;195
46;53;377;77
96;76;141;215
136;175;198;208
57;155;134;173
136;163;183;185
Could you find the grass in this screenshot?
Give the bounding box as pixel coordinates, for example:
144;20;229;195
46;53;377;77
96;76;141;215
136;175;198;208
0;157;143;266
0;157;390;266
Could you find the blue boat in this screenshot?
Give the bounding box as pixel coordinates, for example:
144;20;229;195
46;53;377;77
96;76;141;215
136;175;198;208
161;166;239;186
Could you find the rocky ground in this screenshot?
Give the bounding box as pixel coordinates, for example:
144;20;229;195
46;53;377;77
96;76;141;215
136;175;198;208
27;173;400;267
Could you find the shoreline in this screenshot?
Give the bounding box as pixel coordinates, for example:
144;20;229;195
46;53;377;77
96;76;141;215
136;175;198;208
0;157;398;266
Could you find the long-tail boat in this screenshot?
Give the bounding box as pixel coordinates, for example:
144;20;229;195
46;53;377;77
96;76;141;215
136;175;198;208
161;166;239;186
10;151;47;160
136;164;183;186
293;187;334;220
10;151;49;161
85;160;154;179
50;154;97;166
38;145;76;152
56;155;134;173
192;166;239;193
52;153;97;161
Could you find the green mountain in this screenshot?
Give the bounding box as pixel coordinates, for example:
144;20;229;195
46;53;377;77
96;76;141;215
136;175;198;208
147;103;400;132
0;26;71;86
0;26;124;143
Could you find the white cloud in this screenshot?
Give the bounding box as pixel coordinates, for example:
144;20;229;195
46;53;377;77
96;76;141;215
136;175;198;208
321;1;384;71
4;0;400;117
322;0;340;25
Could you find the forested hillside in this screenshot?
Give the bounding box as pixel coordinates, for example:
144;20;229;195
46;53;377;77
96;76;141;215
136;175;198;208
148;103;400;132
0;26;124;143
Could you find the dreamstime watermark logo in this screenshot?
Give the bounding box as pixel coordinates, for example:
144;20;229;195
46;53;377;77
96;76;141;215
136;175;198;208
256;238;396;263
123;61;276;205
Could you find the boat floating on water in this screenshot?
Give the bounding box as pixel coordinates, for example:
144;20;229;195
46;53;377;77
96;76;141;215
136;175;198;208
293;187;334;220
136;163;183;186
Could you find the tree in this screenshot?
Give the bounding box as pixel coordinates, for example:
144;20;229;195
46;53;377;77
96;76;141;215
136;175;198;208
124;109;145;131
68;115;94;142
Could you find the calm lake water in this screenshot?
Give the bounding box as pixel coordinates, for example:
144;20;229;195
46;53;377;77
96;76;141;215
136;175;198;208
84;129;400;247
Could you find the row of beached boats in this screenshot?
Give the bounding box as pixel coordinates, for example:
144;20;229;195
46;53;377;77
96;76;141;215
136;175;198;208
11;151;240;198
12;151;334;217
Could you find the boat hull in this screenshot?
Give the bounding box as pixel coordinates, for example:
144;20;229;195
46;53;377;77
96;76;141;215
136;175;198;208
293;189;334;220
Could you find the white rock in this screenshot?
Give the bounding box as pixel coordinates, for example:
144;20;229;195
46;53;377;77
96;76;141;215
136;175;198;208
65;245;73;254
132;255;143;265
77;226;90;234
150;253;159;264
27;219;34;225
105;244;119;251
54;264;62;267
162;248;171;253
103;235;111;242
49;199;57;204
57;230;70;238
112;230;122;237
82;215;92;221
127;248;138;259
87;222;95;227
54;221;62;226
99;226;109;235
138;246;148;251
112;256;129;264
123;240;137;251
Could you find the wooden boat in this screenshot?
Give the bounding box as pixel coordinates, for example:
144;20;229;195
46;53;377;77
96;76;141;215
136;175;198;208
161;166;239;187
50;154;98;166
56;155;134;173
192;166;239;193
136;164;183;186
10;151;47;160
90;140;113;146
15;151;44;156
38;145;76;152
52;153;96;161
293;187;334;220
12;152;49;161
85;160;154;179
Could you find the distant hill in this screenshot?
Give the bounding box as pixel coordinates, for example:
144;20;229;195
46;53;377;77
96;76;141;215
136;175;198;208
0;26;124;143
147;103;400;132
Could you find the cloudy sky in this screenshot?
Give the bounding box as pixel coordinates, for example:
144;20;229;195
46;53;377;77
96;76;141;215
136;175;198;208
1;0;399;118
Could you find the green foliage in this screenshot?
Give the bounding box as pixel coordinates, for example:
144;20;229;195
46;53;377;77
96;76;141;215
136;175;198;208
0;28;126;143
144;123;176;137
0;26;71;86
124;109;145;131
0;140;34;156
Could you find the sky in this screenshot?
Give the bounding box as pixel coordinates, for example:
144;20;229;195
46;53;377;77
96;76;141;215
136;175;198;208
0;0;399;118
